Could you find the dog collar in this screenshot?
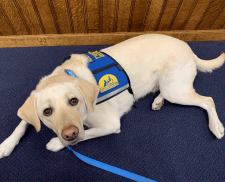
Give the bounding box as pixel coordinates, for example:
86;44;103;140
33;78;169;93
64;69;77;78
63;51;134;105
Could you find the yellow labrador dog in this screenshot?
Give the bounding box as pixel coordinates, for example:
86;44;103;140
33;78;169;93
0;34;224;158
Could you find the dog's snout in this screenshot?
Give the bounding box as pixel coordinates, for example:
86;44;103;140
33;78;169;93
62;125;78;141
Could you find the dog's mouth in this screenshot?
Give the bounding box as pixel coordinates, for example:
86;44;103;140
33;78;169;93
71;141;79;145
58;134;79;147
70;136;80;145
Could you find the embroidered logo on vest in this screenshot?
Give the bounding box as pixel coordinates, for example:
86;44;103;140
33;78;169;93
88;51;105;59
99;74;119;93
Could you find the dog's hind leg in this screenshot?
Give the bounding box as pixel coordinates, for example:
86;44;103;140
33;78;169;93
152;93;164;110
160;82;224;139
159;55;224;139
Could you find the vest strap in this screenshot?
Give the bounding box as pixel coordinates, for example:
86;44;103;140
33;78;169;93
92;63;117;75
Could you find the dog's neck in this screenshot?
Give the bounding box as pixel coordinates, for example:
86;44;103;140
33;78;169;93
45;54;97;86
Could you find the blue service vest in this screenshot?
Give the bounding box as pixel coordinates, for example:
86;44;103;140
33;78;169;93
63;51;134;105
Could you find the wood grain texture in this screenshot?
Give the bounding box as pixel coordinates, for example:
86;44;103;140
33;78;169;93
0;3;14;35
30;0;46;34
0;0;225;36
127;0;136;32
197;0;225;30
82;0;88;33
102;0;116;33
48;0;60;33
117;0;132;32
1;30;225;48
211;6;225;29
13;0;31;35
144;0;165;31
86;0;99;33
171;0;198;30
65;0;75;33
130;0;152;32
69;0;86;33
184;0;213;30
99;0;103;33
50;0;71;34
35;0;57;34
14;0;43;35
157;0;183;31
113;0;119;32
0;0;28;35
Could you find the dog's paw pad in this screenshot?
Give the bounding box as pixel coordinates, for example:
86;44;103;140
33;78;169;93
46;137;65;152
152;100;164;110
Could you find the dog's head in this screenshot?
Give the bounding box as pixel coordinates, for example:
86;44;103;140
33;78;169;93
17;75;99;146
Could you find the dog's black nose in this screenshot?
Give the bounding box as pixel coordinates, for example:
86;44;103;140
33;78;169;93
62;125;78;141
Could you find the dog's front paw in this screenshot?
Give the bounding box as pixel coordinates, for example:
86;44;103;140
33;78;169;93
0;138;18;159
46;137;65;152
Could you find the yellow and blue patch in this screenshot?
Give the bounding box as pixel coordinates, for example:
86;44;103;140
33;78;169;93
98;74;119;93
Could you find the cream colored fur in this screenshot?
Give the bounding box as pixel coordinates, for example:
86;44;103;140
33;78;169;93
0;34;224;158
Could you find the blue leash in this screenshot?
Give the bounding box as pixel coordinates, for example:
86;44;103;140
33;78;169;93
67;146;157;182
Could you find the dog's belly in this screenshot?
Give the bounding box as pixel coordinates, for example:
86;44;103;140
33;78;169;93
130;70;159;99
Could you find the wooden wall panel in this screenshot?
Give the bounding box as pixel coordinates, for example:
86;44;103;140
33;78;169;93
0;0;28;35
0;5;13;35
144;0;165;31
65;0;75;33
35;0;57;34
15;0;42;35
50;0;71;34
0;0;224;39
113;0;119;32
130;0;152;32
184;0;213;30
157;0;183;31
211;7;225;29
117;0;132;32
126;0;135;32
197;0;225;30
171;0;198;30
102;0;116;33
69;0;85;33
86;0;99;33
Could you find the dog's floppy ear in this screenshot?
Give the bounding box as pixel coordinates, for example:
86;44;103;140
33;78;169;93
17;91;41;132
75;79;99;112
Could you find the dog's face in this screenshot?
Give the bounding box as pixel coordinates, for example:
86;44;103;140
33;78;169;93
17;75;99;146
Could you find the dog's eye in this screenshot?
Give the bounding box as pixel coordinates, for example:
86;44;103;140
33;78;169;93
43;108;52;116
70;98;78;106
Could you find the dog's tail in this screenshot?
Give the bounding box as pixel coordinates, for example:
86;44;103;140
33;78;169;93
194;53;225;73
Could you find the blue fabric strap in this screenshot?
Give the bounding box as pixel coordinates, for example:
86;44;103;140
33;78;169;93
67;146;156;182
